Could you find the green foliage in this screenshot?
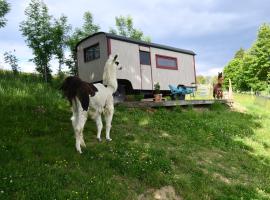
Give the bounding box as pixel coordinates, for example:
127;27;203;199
196;75;206;84
20;0;54;82
109;15;151;42
234;48;245;59
82;11;100;35
154;82;160;94
223;54;249;91
50;71;68;90
0;71;270;199
20;0;72;80
248;23;270;90
0;0;10;28
3;50;19;74
51;15;71;73
66;11;100;75
224;23;270;92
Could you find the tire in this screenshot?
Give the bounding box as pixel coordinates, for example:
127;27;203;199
171;94;176;100
178;94;185;100
113;84;126;103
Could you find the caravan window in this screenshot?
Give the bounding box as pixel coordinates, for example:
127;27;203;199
140;51;151;65
84;43;100;62
156;54;178;70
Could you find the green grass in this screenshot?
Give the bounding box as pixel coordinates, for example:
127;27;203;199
0;70;270;200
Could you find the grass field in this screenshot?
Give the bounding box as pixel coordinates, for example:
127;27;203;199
0;71;270;200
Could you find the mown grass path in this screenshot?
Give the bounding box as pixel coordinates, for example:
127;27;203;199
0;71;269;200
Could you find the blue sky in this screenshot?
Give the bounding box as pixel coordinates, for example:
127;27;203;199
0;0;270;75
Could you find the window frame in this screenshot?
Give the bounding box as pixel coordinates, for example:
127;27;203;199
84;43;100;62
139;50;151;65
155;54;178;70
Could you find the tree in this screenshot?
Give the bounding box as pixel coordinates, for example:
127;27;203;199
248;23;270;91
3;50;19;74
223;23;270;92
20;0;54;82
196;75;206;84
66;11;100;75
234;48;245;59
82;12;100;36
109;15;151;42
52;15;71;73
0;0;10;28
223;57;249;91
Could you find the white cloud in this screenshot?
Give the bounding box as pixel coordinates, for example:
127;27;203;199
0;54;36;73
196;61;223;76
0;41;34;72
1;0;269;76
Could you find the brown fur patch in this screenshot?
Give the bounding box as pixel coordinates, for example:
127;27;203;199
60;76;98;111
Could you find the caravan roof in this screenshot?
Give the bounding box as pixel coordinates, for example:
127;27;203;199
76;32;196;56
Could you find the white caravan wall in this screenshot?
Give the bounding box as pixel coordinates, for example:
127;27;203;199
77;34;108;82
110;39;195;91
77;33;196;91
110;39;142;90
150;48;195;90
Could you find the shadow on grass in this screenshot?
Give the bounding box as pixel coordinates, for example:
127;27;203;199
112;104;270;200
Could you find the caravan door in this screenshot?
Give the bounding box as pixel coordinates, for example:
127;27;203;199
139;46;153;90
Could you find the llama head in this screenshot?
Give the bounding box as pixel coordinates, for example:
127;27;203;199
103;54;121;92
218;72;223;79
217;72;224;84
108;54;122;70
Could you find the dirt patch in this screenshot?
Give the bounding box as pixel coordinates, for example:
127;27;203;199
33;105;46;113
159;130;172;138
146;108;156;113
138;186;182;200
193;106;209;112
213;172;231;184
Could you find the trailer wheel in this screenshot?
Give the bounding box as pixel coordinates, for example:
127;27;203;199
178;94;185;100
113;84;126;103
171;94;177;100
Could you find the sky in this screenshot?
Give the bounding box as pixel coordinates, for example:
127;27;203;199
0;0;270;76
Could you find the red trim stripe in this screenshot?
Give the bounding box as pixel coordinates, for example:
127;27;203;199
149;47;153;90
193;56;197;84
107;38;111;55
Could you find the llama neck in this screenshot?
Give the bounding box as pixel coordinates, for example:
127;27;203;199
104;80;118;93
103;67;118;93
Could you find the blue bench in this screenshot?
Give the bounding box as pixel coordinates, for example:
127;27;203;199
169;85;195;100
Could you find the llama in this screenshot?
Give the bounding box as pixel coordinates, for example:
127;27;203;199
213;72;224;99
61;54;121;153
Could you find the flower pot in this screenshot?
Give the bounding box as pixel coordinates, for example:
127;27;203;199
154;94;162;102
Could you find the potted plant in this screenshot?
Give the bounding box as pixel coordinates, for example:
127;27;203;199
153;82;162;102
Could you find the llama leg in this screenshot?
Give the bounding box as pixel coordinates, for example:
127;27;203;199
95;114;103;142
72;109;87;153
104;105;114;141
71;114;82;153
80;132;86;148
77;111;87;153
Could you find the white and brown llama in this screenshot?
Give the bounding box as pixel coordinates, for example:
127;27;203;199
61;55;121;153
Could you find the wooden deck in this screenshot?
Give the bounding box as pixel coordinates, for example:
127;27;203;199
118;99;233;108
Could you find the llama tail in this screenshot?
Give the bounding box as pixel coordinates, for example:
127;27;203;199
70;97;79;123
71;98;79;121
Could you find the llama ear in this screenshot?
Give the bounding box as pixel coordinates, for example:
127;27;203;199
77;83;98;111
77;89;90;111
113;54;118;61
87;83;98;95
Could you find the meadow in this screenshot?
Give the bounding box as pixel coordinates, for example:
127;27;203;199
0;70;269;200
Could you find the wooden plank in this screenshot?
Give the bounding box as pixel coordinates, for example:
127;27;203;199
118;99;233;108
141;98;167;102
